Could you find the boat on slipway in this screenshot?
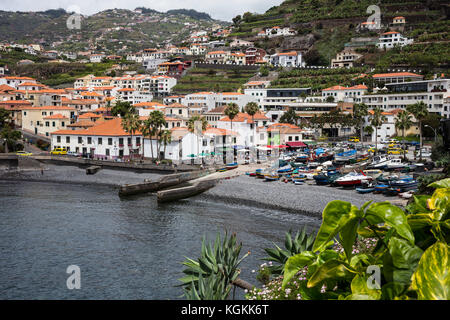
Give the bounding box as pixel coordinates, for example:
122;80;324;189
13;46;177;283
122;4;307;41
336;171;372;187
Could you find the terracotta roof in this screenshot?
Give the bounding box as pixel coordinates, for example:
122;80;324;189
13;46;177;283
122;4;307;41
67;120;96;128
372;72;422;78
278;51;298;56
219;112;269;123
323;85;368;91
79;112;102;119
52;118;141;137
21;105;75;110
134;102;166;108
17;82;46;87
0;84;16;92
0;100;32;105
43;113;68;120
382;31;400;35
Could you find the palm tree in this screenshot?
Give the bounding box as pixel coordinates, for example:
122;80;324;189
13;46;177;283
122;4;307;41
159;130;172;160
141;118;156;160
121;113;142;160
188;115;209;159
395;110;413;160
224;103;240;161
188;115;208;133
244;102;259;146
149;110;167;161
370;107;387;155
353;103;369;145
406;101;429;160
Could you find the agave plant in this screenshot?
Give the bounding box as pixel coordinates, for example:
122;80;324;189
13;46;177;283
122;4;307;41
184;273;231;300
179;232;250;300
262;227;315;275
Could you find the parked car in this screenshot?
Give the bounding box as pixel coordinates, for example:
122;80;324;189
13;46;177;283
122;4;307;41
348;136;360;142
50;148;68;155
16;151;32;156
387;148;405;155
67;151;78;157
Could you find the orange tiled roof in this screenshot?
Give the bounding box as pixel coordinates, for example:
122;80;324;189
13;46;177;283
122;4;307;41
43;113;68;120
53;118;141;136
372;72;422;78
79;112;101;119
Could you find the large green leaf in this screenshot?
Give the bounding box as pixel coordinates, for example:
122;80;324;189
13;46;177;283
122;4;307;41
406;195;431;214
388;237;423;285
307;259;352;288
348;274;381;300
427;178;450;189
313;200;360;253
366;202;414;244
282;251;315;289
381;282;406;300
429;188;450;221
339;217;360;262
407;213;434;230
412;241;450;300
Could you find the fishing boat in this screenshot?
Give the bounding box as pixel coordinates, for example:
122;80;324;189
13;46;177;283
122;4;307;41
363;169;383;179
336;171;372;187
356;185;375;194
264;174;280;181
385;158;409;171
369;155;391;169
217;167;227;172
226;162;238;170
390;179;419;192
374;184;389;193
334;150;357;163
313;173;331;185
384;187;401;196
277;165;293;174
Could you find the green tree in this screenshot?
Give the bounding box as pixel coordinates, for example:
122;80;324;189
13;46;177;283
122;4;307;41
224;103;240;131
326;96;335;103
245;102;260;147
149;110;167;161
1;125;22;152
407;101;429;160
188;115;209;133
353;103;369;144
395;110;413;160
121;113;142;160
141;118;157;160
370;107;387;155
279;108;299;126
111;101;135;117
159;130;172;160
0;108;11;128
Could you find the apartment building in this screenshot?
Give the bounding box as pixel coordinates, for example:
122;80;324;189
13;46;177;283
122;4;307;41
376;31;413;49
22;106;76;137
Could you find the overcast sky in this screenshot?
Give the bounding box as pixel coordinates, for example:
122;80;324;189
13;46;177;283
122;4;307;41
0;0;284;21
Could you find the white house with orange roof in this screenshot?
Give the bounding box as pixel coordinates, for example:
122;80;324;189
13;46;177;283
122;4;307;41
322;85;368;102
22;105;76;137
0;76;36;89
62;98;103;114
364;109;419;143
376;31;413;49
134;102;167;117
51;118;143;159
89;54;106;63
228;52;246;65
217;112;271;148
115;88;153;105
270;51;304;67
371;72;424;84
16;82;47;91
260;26;297;38
205;51;230;64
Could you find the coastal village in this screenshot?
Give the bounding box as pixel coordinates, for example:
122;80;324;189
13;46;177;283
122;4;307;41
0;1;450;303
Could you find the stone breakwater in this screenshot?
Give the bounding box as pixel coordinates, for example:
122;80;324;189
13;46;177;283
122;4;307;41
199;175;389;217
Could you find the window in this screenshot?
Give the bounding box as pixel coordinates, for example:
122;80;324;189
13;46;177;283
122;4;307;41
78;137;82;144
66;136;70;143
106;149;110;156
52;122;56;127
45;122;50;127
108;138;113;145
61;122;65;127
98;138;102;145
57;136;61;143
136;137;140;145
88;137;92;144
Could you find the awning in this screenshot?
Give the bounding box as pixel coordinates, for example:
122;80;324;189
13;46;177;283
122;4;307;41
286;142;307;148
267;145;288;149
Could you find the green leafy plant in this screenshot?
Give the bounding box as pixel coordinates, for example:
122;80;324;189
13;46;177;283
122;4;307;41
279;178;450;300
179;232;250;300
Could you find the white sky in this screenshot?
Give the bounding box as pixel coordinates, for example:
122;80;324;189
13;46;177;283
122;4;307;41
0;0;284;21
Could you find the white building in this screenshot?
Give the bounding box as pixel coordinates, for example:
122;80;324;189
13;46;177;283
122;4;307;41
259;26;297;38
89;54;106;63
270;51;304;68
361;79;450;116
51;118;143;159
376;31;413;49
182;92;258;112
143;58;168;71
322;85;368;103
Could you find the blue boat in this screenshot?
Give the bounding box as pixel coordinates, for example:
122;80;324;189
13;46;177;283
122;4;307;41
356;186;375;194
278;165;293;174
265;174;280;181
375;184;389;193
226;162;238;170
